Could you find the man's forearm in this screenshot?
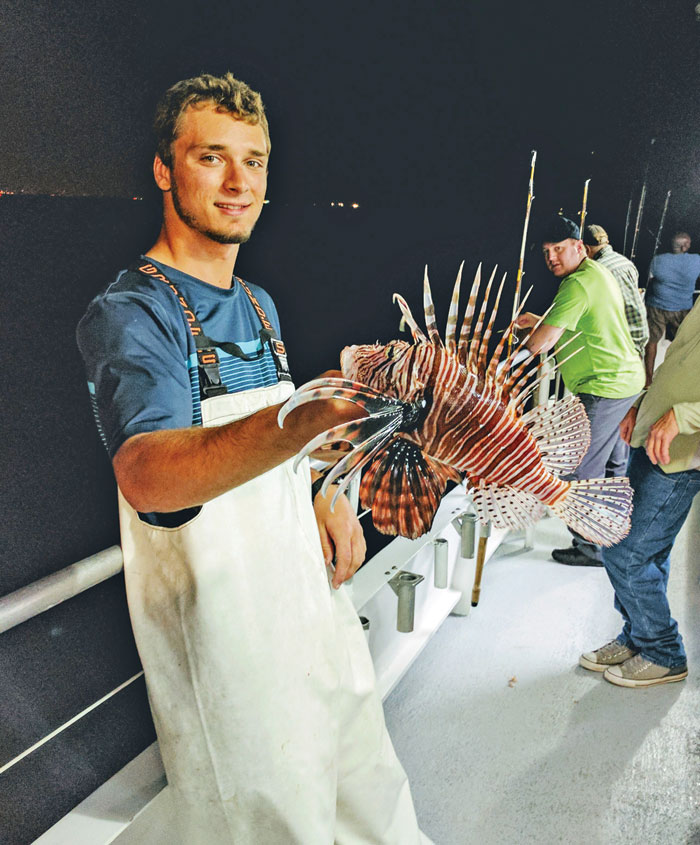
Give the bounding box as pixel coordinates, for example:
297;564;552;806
515;313;564;355
114;400;363;512
524;323;564;355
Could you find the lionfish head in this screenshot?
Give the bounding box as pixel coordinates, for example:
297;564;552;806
341;339;422;399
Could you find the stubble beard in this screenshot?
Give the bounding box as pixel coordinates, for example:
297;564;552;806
170;178;256;245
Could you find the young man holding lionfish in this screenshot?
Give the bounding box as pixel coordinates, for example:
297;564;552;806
77;71;430;844
515;215;645;566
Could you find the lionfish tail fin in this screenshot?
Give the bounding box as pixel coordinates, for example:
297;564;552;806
470;481;546;530
521;394;591;475
360;437;461;539
550;477;633;546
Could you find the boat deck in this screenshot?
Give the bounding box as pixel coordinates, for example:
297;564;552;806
385;507;700;844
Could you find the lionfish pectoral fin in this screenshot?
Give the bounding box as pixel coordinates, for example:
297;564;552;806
550;477;632;547
469;481;545;531
278;377;401;429
318;415;407;505
521;394;591;476
360;437;455;540
291;407;403;473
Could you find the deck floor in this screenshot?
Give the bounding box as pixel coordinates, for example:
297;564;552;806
384;504;700;845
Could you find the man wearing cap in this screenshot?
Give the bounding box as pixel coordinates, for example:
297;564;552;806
583;223;649;359
515;215;645;567
644;231;700;387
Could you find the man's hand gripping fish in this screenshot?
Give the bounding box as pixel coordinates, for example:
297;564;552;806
278;263;633;542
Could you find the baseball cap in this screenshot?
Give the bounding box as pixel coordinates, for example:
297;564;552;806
583;224;609;246
538;215;581;244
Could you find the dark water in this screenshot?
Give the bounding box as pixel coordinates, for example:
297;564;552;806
0;194;563;843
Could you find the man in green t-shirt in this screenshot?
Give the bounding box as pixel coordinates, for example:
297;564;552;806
516;215;645;566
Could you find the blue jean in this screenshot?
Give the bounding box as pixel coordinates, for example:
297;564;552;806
567;392;640;561
602;447;700;668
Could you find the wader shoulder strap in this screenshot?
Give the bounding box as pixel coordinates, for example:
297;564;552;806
130;261;292;399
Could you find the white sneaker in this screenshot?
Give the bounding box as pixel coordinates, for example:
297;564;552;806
604;654;688;687
579;640;637;672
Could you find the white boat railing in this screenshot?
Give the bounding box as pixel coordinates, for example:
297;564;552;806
0;545;123;635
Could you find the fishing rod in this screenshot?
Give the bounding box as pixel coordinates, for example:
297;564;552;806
629;182;646;261
630;138;656;261
622;193;633;256
509;149;537;357
648;190;671;281
652;190;671;258
579;178;591;239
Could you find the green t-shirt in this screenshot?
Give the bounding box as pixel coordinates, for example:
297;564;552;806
544;258;645;398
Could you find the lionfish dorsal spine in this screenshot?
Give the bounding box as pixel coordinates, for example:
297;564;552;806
476;270;507;375
422;265;442;346
393;293;427;343
458;262;482;363
466;264;498;373
501;347;539;394
502;303;569;393
514;344;585;409
445;261;464;354
509;333;584;406
499;296;551;375
508;354;555;404
485;283;535;385
485;291;528;384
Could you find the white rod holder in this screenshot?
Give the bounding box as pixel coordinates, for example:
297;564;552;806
433;538;448;589
389;571;425;633
460;513;478;559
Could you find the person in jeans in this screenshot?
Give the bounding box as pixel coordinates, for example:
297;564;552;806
579;296;700;686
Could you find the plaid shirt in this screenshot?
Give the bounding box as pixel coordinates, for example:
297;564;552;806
593;245;649;357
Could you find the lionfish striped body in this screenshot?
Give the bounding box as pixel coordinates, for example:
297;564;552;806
279;263;633;542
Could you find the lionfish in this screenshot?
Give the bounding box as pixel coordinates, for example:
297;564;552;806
278;264;633;542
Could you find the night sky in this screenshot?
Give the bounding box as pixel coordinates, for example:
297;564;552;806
1;1;700;253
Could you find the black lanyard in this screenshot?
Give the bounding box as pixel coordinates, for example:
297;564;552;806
131;261;292;398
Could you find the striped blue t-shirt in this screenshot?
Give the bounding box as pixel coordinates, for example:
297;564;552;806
77;257;283;460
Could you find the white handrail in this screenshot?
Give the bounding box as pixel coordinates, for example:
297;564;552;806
0;476;361;637
0;545;124;634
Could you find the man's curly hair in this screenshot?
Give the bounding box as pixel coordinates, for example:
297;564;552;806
153;72;270;167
